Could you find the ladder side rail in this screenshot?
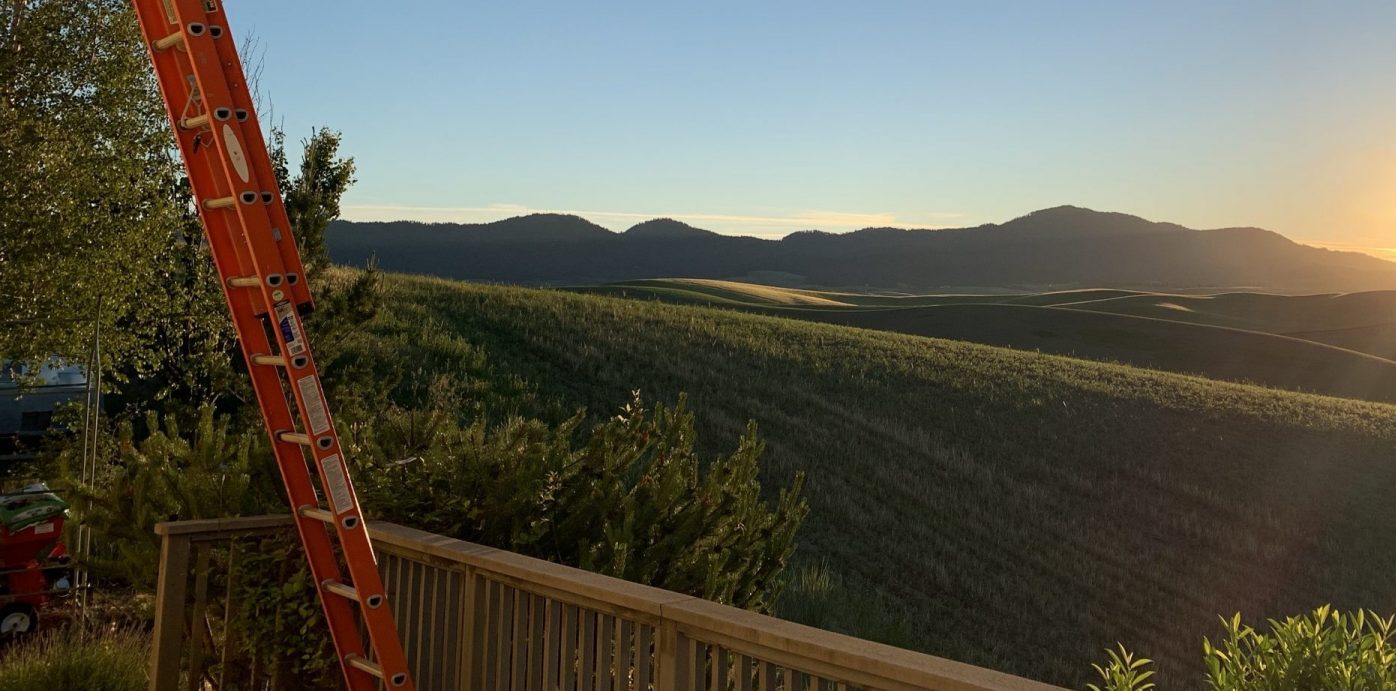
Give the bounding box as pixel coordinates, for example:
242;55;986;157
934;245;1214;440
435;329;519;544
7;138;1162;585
159;2;294;293
198;2;314;311
131;0;263;313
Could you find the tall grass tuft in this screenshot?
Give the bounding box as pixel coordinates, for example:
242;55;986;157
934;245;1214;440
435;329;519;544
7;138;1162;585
0;627;149;691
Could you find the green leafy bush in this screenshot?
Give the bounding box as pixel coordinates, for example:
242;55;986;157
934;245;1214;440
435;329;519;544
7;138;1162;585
0;626;149;691
1090;607;1396;690
352;393;807;613
59;406;280;588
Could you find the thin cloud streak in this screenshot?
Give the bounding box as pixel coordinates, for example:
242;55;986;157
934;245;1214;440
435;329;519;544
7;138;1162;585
1297;238;1396;261
341;203;966;237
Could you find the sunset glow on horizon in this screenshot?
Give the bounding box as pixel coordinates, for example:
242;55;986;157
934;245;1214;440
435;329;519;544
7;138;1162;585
226;0;1396;257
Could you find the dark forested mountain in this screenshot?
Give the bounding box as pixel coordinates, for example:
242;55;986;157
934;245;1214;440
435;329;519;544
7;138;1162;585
328;206;1396;292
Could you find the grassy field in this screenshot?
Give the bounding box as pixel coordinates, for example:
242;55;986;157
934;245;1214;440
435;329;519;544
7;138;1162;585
574;280;1396;404
1062;290;1396;333
343;272;1396;688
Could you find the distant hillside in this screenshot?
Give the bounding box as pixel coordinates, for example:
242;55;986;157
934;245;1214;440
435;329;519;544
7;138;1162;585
344;271;1396;688
328;206;1396;293
581;280;1396;404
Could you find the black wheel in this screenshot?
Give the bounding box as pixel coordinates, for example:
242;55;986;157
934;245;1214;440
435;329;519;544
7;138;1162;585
0;603;37;637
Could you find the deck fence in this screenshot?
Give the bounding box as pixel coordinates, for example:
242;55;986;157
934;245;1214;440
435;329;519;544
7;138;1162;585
150;515;1066;691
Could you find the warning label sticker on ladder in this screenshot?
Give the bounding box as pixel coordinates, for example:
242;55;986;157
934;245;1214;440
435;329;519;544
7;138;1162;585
274;301;307;356
296;375;331;435
319;454;353;515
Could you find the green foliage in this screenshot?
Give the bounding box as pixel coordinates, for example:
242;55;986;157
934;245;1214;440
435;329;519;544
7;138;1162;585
230;534;341;690
353;393;806;613
0;0;185;376
270;127;356;280
0;626;149;691
1088;645;1156;691
58;405;279;588
56;405;335;686
1202;607;1396;690
1091;608;1396;690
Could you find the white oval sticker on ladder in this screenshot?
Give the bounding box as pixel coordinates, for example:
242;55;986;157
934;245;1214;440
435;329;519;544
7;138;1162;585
222;124;250;183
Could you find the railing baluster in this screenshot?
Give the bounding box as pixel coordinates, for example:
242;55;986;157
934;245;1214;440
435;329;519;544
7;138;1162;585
464;568;486;691
443;566;463;690
562;604;579;691
498;583;515;691
691;639;706;691
543;599;561;691
513;587;527;691
581;610;596;691
757;661;775;691
484;580;501;691
428;562;443;689
618;619;634;691
597;614;612;691
530;593;546;691
217;540;239;690
637;624;654;691
713;647;728;691
414;560;429;678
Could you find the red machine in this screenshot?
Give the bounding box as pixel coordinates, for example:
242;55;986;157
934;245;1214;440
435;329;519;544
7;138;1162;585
0;485;71;635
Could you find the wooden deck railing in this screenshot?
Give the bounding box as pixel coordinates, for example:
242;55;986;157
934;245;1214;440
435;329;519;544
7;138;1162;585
150;515;1066;691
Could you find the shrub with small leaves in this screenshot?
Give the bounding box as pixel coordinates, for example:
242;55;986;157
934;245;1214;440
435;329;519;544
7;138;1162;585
352;393;808;613
1203;606;1396;691
1090;607;1396;691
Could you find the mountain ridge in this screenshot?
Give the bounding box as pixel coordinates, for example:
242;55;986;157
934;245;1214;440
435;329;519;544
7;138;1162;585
328;206;1396;293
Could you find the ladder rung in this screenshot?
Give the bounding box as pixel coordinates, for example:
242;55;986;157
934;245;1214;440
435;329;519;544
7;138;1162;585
251;354;287;367
345;654;383;679
323;580;359;601
298;505;334;523
153;31;184;51
227;276;260;288
278;432;312;446
180;113;210;129
300;504;362;530
203;196;236;210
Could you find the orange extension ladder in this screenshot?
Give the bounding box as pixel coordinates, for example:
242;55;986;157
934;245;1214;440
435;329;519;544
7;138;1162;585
131;1;415;688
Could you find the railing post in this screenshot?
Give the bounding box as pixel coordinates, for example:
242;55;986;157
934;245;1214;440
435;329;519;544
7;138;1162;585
657;619;688;691
149;531;192;691
460;567;485;691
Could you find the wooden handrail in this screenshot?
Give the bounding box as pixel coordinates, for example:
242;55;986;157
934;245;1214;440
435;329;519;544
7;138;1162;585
154;514;293;538
150;515;1069;691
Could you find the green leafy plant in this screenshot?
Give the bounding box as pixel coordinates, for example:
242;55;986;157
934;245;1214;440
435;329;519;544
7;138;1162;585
1088;644;1155;691
58;405;279;588
1202;607;1396;691
1090;607;1396;690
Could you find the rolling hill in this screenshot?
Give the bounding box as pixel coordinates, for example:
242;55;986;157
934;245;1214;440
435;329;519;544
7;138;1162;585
341;271;1396;688
577;279;1396;404
327;206;1396;293
1059;290;1396;334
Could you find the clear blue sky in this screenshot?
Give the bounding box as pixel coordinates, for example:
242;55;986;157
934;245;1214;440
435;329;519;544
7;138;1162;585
225;1;1396;255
